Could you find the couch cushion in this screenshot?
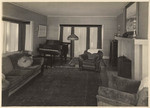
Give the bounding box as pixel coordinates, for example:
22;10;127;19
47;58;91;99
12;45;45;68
2;56;14;75
6;76;24;91
26;65;41;71
83;59;95;66
112;75;141;94
6;69;34;76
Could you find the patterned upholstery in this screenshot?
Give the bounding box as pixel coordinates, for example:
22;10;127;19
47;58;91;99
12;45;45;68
79;50;106;72
97;71;148;106
2;52;44;96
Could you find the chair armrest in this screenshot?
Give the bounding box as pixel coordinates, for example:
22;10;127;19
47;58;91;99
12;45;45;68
96;95;132;106
2;78;10;91
32;57;44;66
79;54;88;60
98;86;137;105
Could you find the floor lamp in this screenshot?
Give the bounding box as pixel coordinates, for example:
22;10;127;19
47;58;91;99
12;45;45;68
67;34;79;59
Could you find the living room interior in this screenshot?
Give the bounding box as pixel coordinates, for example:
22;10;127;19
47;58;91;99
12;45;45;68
1;1;149;106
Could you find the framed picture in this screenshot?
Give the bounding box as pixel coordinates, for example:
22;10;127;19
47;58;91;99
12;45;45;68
38;25;47;37
125;2;139;35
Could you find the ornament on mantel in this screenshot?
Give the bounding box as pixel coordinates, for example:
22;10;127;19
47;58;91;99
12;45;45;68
133;18;136;38
117;25;121;37
114;33;118;37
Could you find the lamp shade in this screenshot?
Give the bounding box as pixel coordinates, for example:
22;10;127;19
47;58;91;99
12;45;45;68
67;34;79;40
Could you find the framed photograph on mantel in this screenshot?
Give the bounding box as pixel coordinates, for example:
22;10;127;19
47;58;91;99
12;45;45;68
125;2;139;37
38;25;47;38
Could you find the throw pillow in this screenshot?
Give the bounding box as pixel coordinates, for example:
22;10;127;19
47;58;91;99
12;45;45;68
113;75;141;94
2;56;14;75
18;56;33;68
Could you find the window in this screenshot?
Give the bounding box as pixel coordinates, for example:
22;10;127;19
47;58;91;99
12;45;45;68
60;25;102;57
2;17;32;53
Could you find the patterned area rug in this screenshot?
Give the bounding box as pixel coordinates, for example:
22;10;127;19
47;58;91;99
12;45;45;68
7;68;100;106
68;57;79;68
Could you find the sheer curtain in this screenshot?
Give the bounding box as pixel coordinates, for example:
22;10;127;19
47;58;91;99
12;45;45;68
74;27;86;57
90;27;98;49
3;21;19;53
25;24;32;51
63;27;71;57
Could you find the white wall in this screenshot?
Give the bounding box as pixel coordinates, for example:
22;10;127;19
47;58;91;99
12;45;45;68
47;16;117;57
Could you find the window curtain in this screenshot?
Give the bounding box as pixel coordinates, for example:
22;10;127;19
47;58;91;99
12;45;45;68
3;21;19;53
62;27;71;57
74;27;86;57
3;17;31;53
90;27;98;49
25;24;32;51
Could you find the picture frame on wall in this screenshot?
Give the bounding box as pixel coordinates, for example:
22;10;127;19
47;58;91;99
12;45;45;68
125;2;139;37
38;25;47;37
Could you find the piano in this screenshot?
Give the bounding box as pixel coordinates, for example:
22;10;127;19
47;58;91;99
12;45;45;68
38;40;70;67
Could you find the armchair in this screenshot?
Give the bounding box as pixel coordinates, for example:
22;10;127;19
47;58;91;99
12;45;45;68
79;50;106;72
97;72;148;106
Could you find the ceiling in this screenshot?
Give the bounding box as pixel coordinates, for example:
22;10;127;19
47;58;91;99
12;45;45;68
12;2;128;17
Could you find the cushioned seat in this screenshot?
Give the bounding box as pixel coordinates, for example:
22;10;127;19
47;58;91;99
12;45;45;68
6;76;24;91
97;71;148;106
2;51;44;97
79;49;106;72
83;59;95;66
98;86;136;105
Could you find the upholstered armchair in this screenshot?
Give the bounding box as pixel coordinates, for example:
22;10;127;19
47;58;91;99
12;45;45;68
78;50;106;72
97;71;148;106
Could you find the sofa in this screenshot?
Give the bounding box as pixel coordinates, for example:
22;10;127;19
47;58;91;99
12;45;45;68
79;49;106;72
97;70;148;106
2;52;44;105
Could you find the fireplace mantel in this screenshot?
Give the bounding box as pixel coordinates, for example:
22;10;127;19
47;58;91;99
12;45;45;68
115;36;148;80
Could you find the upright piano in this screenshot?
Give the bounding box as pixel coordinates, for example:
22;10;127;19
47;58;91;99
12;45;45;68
38;40;70;67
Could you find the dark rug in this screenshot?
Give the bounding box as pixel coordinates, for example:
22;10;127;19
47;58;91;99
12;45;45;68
7;68;101;106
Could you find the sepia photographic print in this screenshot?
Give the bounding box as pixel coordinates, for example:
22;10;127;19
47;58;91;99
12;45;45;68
1;0;149;107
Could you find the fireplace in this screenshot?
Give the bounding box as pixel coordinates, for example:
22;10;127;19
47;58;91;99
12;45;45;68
118;56;131;78
115;37;148;80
